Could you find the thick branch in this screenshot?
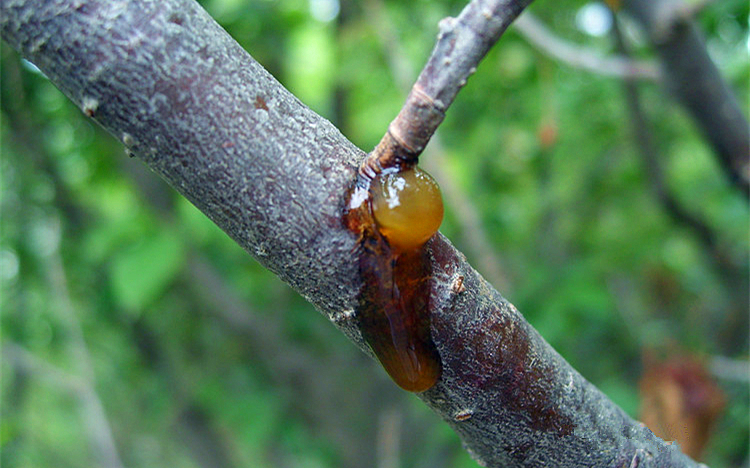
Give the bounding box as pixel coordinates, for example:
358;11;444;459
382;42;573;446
622;0;750;197
1;0;704;466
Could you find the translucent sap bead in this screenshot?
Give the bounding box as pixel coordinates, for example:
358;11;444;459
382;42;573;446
371;166;444;252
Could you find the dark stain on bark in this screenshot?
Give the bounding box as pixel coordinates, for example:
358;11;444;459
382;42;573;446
484;313;574;436
429;238;574;437
168;12;184;26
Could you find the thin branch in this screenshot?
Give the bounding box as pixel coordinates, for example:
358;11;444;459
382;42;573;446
513;12;661;81
362;0;534;175
618;57;720;252
365;0;511;291
1;1;705;466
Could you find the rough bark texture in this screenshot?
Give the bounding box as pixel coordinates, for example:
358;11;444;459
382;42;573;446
1;0;706;466
623;0;750;197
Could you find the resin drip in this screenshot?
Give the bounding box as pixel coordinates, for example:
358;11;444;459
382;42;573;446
345;165;443;392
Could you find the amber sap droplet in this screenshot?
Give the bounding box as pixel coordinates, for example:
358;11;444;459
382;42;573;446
371;166;444;253
350;165;443;392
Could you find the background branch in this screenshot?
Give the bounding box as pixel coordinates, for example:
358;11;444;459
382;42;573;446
513;12;661;81
4;235;126;468
46;234;125;468
612;11;749;354
622;0;750;197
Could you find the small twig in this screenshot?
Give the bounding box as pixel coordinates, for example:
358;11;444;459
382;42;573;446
365;0;511;291
513;12;661;81
361;0;533;176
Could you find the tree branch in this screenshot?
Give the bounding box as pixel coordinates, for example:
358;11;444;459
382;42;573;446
1;0;705;466
513;12;661;81
364;0;511;291
622;0;750;197
612;12;750;360
613;16;734;274
363;0;534;174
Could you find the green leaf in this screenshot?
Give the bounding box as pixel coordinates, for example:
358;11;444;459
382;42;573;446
109;231;185;312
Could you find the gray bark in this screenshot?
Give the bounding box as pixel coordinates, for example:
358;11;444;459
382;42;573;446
1;0;705;466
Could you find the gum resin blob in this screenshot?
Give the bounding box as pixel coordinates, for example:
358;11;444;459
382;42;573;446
370;166;444;253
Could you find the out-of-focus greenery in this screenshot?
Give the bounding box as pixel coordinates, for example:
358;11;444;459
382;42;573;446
1;0;748;467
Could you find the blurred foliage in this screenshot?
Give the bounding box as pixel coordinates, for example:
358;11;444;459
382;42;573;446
1;0;748;467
